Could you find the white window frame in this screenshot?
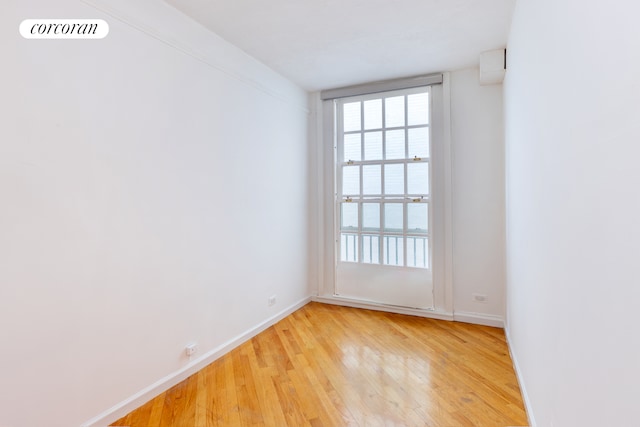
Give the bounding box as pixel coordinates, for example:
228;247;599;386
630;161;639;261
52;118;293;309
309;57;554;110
314;73;454;318
335;87;432;270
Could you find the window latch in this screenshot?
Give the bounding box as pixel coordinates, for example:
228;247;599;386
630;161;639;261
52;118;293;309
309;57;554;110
413;156;422;161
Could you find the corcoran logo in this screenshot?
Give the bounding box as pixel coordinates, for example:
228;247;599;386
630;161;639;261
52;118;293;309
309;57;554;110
19;19;109;39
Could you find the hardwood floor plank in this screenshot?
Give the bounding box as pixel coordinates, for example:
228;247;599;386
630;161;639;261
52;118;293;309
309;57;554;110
194;361;212;427
145;395;165;426
111;302;528;427
221;354;242;426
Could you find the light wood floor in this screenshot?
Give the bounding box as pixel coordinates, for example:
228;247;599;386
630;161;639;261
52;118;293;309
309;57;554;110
112;302;528;427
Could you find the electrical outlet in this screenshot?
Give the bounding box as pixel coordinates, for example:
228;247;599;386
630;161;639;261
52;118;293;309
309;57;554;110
268;295;277;306
473;293;488;303
185;343;198;357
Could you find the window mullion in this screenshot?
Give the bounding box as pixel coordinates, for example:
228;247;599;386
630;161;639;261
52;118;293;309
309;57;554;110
336;88;430;269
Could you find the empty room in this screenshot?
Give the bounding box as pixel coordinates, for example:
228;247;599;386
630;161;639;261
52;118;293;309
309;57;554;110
2;0;639;426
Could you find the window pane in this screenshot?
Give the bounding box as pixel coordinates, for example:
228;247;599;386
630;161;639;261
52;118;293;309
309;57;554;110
383;236;404;266
407;236;428;268
364;99;382;130
385;96;404;128
384;164;404;195
342;166;360;195
384;203;403;231
362;203;380;230
385;129;405;160
338;90;432;271
343;102;361;132
362;234;380;264
341;233;359;262
408;93;429;126
362;165;381;195
344;133;361;161
364;131;383;160
407;203;428;233
407;163;429;195
408;127;429;159
341;203;358;230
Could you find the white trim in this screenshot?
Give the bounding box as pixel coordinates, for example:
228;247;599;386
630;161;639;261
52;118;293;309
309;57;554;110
427;73;453;313
313;295;453;321
80;0;309;114
504;325;537;427
452;311;504;328
314;297;507;329
441;72;454;313
81;297;312;427
322;99;338;297
313;93;326;296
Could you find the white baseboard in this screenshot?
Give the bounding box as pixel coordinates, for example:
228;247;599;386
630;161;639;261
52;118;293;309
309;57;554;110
313;296;507;329
312;295;454;321
504;325;536;427
82;296;311;427
453;311;504;328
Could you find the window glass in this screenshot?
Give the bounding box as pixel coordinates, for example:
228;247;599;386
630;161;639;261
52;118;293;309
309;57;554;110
364;99;382;130
343;102;361;132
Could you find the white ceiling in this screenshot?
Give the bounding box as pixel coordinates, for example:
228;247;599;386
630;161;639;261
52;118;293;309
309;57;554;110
165;0;515;91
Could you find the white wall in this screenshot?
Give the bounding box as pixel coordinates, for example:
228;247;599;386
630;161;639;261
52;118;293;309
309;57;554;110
0;1;310;426
505;0;640;425
450;68;505;324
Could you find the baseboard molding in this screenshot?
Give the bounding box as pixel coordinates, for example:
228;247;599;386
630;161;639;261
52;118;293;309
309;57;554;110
313;296;507;330
504;325;537;427
82;296;312;427
312;295;454;321
453;311;504;328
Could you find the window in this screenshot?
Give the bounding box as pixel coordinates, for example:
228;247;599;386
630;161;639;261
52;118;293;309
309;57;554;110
319;73;449;311
337;88;431;270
